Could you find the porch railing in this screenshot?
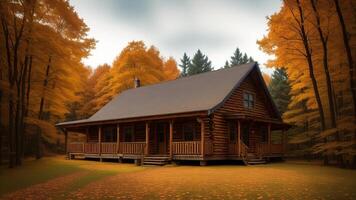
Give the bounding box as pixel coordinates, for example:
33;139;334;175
120;142;145;155
68;142;84;153
228;140;249;158
101;143;117;154
84;143;99;154
256;143;283;156
240;141;248;158
172;141;201;155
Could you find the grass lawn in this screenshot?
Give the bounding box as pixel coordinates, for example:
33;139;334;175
0;157;355;199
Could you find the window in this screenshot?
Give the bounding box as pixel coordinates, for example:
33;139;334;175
228;122;237;142
183;123;194;141
123;126;134;142
243;92;254;109
103;126;117;142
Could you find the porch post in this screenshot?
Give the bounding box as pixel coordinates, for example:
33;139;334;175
117;124;120;154
145;122;149;155
64;129;68;158
98;126;102;162
85;127;89;153
268;123;271;154
169;120;173;159
282;128;286;153
197;118;205;158
86;127;89;142
237;120;241;157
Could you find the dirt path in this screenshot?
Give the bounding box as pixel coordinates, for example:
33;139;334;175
2;172;87;200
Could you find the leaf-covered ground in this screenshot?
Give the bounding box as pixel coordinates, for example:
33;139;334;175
0;157;355;200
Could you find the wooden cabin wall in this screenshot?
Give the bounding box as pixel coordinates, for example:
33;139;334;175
219;72;276;118
202;116;213;155
211;71;278;155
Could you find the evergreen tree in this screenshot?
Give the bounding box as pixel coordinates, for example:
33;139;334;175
224;60;230;69
188;49;212;75
230;47;242;66
268;68;291;114
179;53;190;77
241;53;249;64
230;47;254;66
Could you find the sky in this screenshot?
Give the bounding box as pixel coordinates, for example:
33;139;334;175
70;0;282;73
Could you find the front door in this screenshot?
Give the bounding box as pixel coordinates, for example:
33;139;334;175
156;123;168;154
248;128;260;153
149;122;169;155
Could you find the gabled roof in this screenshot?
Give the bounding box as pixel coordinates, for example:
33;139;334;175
57;62;279;127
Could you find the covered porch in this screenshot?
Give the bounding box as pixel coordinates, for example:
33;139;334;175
64;116;211;162
226;114;289;159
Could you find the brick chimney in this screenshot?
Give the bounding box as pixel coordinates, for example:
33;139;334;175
134;77;140;88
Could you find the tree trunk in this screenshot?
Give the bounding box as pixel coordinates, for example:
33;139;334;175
334;0;356;135
293;0;328;164
25;56;32;117
295;0;326;131
8;95;14;168
310;0;337;128
0;56;3;164
36;56;51;159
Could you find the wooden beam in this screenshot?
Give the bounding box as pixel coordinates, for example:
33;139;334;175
64;129;68;157
268;123;271;154
237;120;241;157
164;123;167;153
282;128;286;153
145;122;149;155
98;126;102;161
169;120;173;159
86;127;89;142
197;118;205;158
117;124;120;154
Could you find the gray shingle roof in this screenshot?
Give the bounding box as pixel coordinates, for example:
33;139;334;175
57;62;257;126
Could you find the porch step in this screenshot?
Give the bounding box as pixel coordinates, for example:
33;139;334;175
246;159;267;165
143;155;170;166
245;153;267;165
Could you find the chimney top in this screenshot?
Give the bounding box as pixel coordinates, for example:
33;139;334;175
134;77;140;88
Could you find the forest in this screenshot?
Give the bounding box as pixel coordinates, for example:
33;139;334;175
0;0;355;168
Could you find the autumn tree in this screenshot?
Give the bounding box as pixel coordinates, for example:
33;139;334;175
93;41;177;108
258;0;355;166
0;0;94;166
163;57;179;80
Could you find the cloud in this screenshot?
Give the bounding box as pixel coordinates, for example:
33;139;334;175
70;0;282;73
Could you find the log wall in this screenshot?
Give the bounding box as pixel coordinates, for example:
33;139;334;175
211;70;277;155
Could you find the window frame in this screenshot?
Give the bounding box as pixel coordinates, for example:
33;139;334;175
243;91;255;110
102;126;117;142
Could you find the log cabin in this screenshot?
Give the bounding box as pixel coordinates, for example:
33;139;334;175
56;62;290;165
